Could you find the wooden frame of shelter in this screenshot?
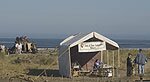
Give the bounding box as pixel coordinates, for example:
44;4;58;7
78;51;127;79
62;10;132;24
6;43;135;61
58;32;119;78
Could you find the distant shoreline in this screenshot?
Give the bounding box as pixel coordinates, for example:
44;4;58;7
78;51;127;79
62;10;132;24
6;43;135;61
1;38;150;48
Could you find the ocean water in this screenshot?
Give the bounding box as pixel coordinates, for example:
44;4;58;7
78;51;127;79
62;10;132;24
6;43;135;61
0;38;150;48
0;38;63;48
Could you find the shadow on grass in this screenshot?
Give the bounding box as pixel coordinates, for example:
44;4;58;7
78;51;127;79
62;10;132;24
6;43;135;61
27;69;61;77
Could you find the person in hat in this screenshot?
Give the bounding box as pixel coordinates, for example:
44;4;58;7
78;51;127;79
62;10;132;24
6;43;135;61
134;49;148;75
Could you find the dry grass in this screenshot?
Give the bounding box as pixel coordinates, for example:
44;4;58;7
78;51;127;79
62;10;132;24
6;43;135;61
0;51;58;82
0;48;150;82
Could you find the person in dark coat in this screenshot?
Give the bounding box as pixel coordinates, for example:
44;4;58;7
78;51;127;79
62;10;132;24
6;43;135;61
127;53;133;76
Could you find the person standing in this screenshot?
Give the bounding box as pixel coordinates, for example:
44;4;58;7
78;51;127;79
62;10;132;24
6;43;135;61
15;42;19;54
127;53;133;76
18;43;22;54
0;44;5;52
134;49;148;75
15;42;22;54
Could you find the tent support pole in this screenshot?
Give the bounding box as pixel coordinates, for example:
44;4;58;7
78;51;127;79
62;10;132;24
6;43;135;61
117;49;120;77
113;51;115;77
107;50;109;65
101;51;103;62
118;49;120;67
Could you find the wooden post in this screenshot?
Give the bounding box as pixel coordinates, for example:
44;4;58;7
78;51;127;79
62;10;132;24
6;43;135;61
113;51;115;77
106;50;109;65
117;49;120;77
101;51;103;62
118;49;120;67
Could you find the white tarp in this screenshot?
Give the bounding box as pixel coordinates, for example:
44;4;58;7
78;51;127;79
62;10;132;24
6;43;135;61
59;45;71;77
78;41;106;52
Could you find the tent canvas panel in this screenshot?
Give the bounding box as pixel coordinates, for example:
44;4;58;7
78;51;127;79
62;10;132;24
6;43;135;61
106;43;118;50
59;46;71;77
94;32;119;49
69;32;119;49
70;45;100;71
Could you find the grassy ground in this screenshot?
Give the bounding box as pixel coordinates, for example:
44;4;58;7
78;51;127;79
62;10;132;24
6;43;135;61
0;48;149;82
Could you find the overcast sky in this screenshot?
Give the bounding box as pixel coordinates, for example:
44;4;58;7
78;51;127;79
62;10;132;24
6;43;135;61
0;0;150;39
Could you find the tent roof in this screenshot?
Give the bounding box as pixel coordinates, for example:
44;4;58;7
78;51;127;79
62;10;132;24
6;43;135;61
60;32;119;49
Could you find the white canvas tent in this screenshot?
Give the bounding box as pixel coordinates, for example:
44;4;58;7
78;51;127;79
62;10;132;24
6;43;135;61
58;32;119;77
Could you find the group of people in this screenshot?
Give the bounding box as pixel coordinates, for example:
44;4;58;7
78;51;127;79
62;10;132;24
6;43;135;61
9;36;37;54
127;49;148;77
92;49;148;77
15;36;29;54
0;36;37;55
15;36;37;54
